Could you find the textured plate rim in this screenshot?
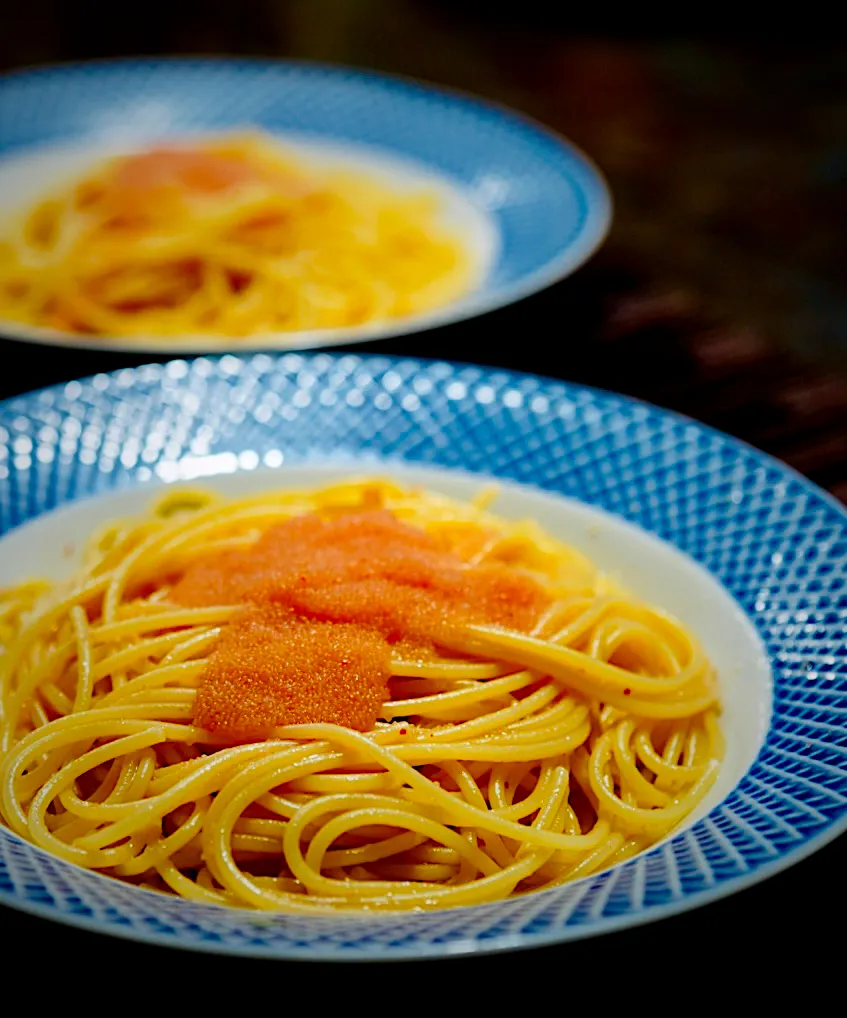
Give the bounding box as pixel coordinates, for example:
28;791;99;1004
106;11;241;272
1;351;846;961
3;819;846;963
0;57;612;355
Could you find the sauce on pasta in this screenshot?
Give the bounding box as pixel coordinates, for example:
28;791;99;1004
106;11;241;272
0;133;473;340
0;479;723;912
197;609;392;739
176;507;550;737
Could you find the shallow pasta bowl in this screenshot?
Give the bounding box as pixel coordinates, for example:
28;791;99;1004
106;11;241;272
0;58;610;354
0;352;846;959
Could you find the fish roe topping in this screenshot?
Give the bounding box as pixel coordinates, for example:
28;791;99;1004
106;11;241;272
175;508;551;739
193;606;391;739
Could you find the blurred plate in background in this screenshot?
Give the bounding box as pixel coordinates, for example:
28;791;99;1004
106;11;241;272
0;58;612;354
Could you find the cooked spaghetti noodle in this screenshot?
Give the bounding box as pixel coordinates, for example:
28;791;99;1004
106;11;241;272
0;133;472;340
0;478;722;912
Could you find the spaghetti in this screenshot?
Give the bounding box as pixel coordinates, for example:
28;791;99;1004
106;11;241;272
0;478;722;912
0;133;472;340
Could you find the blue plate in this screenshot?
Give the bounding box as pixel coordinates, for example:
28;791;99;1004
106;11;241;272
1;353;846;960
0;59;611;353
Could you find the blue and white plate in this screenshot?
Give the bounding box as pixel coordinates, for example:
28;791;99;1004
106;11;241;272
1;353;846;960
0;59;611;354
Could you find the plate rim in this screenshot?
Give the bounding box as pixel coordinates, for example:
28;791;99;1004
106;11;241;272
0;56;612;355
2;820;844;962
1;350;846;961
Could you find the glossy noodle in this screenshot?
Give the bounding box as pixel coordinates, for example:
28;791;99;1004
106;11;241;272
0;133;473;341
0;479;722;912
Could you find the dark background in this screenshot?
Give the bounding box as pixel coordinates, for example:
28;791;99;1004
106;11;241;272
3;2;847;498
0;0;844;986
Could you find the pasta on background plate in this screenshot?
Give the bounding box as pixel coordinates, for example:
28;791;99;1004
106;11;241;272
0;478;722;912
0;133;473;340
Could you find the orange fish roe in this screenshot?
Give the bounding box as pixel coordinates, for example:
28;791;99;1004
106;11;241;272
193;606;391;739
266;565;548;645
175;509;551;738
106;146;310;222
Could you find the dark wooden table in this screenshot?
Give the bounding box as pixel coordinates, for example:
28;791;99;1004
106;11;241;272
1;2;845;985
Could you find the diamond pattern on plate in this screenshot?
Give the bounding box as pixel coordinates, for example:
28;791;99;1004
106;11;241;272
1;352;847;959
